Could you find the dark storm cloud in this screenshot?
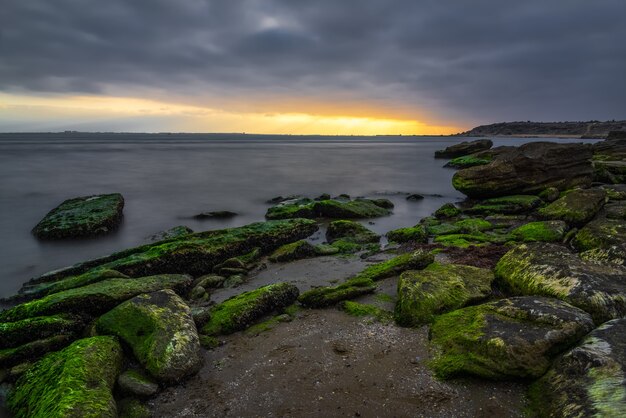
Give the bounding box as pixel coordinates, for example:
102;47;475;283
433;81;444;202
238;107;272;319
2;0;625;124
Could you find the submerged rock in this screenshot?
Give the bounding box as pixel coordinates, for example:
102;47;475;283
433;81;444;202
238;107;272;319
269;240;317;262
96;289;201;383
326;220;379;244
429;297;594;379
530;318;626;417
7;336;123;417
147;225;193;242
194;210;238;219
201;283;299;336
495;243;626;323
538;188;607;226
395;263;494;326
434;139;493;159
452;142;593;198
32;193;124;239
265;198;391;220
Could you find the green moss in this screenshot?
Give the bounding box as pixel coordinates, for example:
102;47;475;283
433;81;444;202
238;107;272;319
572;218;626;252
117;398;151;418
329;239;363;254
465;195;542;215
269;240;316;262
18;269;129;300
199;335;220;349
538;188;607;225
0;275;191;323
427;222;461;236
313;244;340;255
510;221;568;242
0;314;84;351
298;277;377;308
202;283;299;336
386;225;427;243
326;220;380;244
434;203;460;218
355;250;434;282
375;293;394;303
341;301;393;323
0;334;77;369
454;218;493;233
7;336;123;418
434;233;490;248
446;155;492;169
313;199;391;218
265;198;316;220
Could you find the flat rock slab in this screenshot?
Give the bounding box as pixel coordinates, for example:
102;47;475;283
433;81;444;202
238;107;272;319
395;263;494;326
32;193;124;239
538;188;607;226
7;336;123;417
495;243;626;323
265;198;391;220
429;296;594;379
97;289;202;383
530;318;626;417
573;215;626;253
435;139;493;159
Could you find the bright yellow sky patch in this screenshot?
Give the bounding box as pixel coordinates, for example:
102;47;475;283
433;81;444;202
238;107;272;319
0;93;461;135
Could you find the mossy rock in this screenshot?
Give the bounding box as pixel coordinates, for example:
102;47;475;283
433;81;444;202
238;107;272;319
395;263;494;326
269;240;316;262
386;225;427;243
147;225;193;242
435;139;493;159
32;193;124;239
529;318;626;418
538;188;607;226
580;245;626;267
0;334;78;369
7;336;123;418
444;154;492;169
434;203;460;218
326;220;379;244
341;301;392;323
429;297;594;380
510;221;568;242
434;233;491;248
313;244;340;256
0;275;192;323
24;219;318;287
0;314;84;350
426;222;461;236
465;195;542;215
572;216;626;253
454;218;493;233
96;289;201;383
265;198;316;220
605;201;626;220
370;198;395;209
117;398;151;418
298;277;376;308
265;198;391;220
201;283;299;336
117;370;159;398
356;250;434;282
495;243;626;324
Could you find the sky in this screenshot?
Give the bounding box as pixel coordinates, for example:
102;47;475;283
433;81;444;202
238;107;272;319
1;0;625;135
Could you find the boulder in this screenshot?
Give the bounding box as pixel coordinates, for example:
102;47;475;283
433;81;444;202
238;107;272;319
495;243;626;323
538;188;607;226
395;263;494;326
429;297;594;379
97;290;201;383
7;336;123;417
0;334;78;369
386;225;427;243
0;275;192;323
326;220;379;244
530;318;626;417
580;245;626;266
32;193;124;239
572;216;626;253
202;283;299;336
356;250;434;282
265;198;391;220
434;139;493;158
269;240;317;262
452;142;593;198
117;370;159;398
510;221;569;242
464;195;542;215
434;203;460;218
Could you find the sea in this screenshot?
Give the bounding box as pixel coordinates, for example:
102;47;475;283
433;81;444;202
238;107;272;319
0;133;598;298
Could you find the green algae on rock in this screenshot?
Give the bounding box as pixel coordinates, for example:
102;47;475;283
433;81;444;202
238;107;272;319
434;203;460;218
341;301;393;323
465;195;542;215
529;318;626;418
580;245;626;266
7;336;123;418
32;193;124;239
386;225;427;243
0;274;192;323
202;283;299;336
0;334;78;369
395;263;494;327
495;243;626;323
265;198;391;220
269;240;317;262
26;219;318;286
117;397;151;418
298;277;376;308
355;250;434;282
429;297;594;380
117;369;159;398
326;220;380;244
538;188;607;226
444;154;492;169
454;218;493;233
510;220;568;242
572;216;626;253
0;314;84;350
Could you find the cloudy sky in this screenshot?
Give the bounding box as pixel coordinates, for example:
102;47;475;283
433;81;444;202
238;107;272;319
1;0;625;134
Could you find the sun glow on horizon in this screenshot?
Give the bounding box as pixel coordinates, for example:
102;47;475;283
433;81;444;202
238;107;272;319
0;93;462;135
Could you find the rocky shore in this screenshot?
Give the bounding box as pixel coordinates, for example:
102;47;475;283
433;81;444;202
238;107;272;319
1;136;626;417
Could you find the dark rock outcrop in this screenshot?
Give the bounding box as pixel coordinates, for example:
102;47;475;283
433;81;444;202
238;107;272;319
538;188;607;226
435;139;493;159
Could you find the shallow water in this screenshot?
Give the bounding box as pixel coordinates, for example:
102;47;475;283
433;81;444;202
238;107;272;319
0;133;595;298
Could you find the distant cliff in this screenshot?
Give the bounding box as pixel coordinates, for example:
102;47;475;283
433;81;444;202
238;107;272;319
458;120;626;138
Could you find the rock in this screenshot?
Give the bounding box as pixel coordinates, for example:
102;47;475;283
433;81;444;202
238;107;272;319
6;336;123;417
269;240;317;262
117;397;151;418
538;187;560;202
217;267;248;276
326;220;379;244
572;216;626;253
193;274;226;289
0;275;192;323
117;370;159;398
529;318;626;417
434;203;460;218
406;194;424;201
495;243;626;323
434;139;493;158
0;314;84;350
194;210;238;220
191;306;212;328
201;283;299;336
24;219;318;286
223;275;245;288
395;263;494;326
429;297;594;379
600;184;626;200
265;198;391;220
264;198;317;219
454;218;493;233
213;257;246;272
315;193;331;201
386;225;427;243
313;244;340;255
0;334;78;369
605;201;626;220
370;198;395;208
189;285;208;300
606;131;626;140
452;142;593;198
356;250;434;282
298;277;376;308
32;193;125;239
265;195;301;204
510;221;569;242
96;289;202;383
580;245;626;266
465;195;542;215
444;154;493;169
147;225;193;242
538;188;607;226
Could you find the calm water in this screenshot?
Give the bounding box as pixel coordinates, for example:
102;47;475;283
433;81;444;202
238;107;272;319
0;133;594;298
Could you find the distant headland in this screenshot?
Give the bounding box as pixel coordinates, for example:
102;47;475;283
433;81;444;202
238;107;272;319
457;120;626;139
